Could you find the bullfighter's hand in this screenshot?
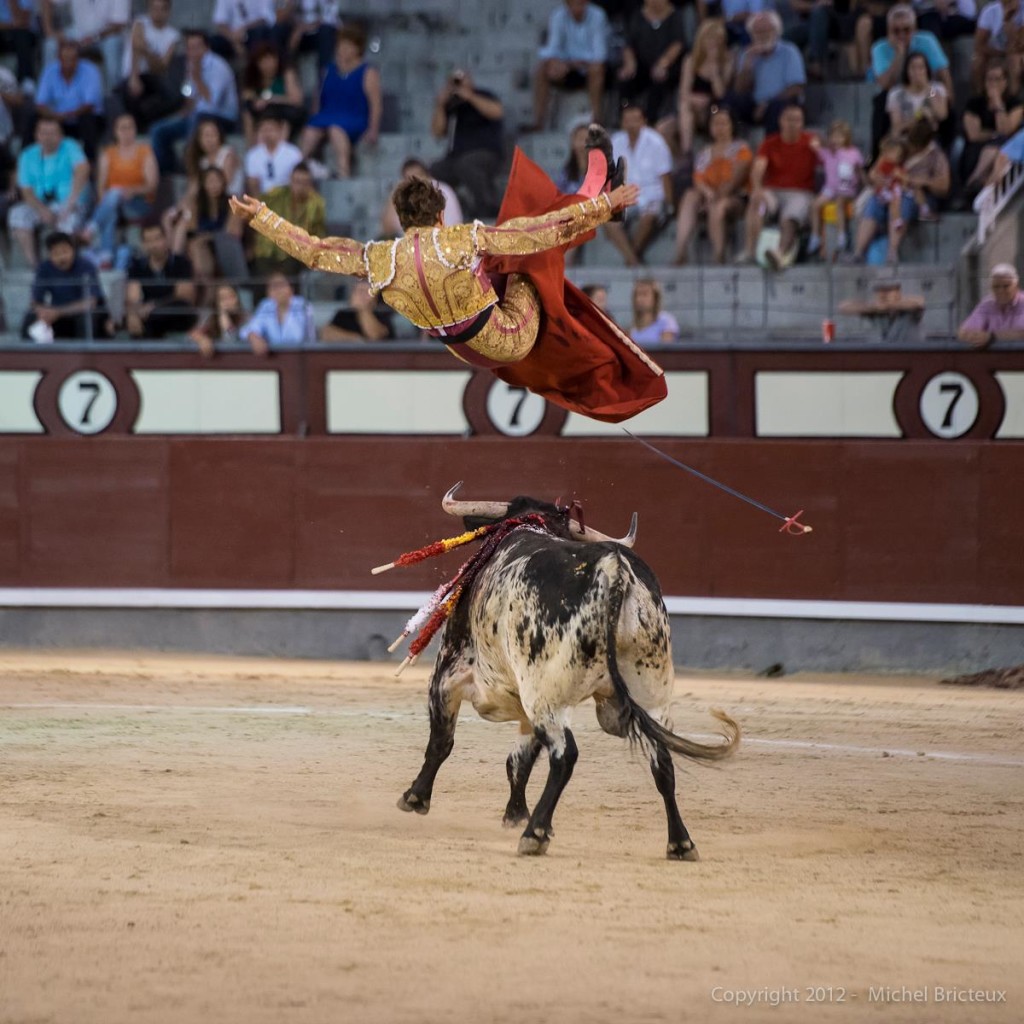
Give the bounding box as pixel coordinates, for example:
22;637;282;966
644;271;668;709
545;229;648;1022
228;194;263;224
608;183;641;211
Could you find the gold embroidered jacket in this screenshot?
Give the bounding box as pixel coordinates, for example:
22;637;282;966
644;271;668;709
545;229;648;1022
248;194;613;330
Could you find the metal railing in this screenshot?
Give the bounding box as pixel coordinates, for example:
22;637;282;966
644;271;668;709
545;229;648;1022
974;161;1024;247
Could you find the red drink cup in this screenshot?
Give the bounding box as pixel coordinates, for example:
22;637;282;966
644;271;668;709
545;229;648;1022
822;319;835;343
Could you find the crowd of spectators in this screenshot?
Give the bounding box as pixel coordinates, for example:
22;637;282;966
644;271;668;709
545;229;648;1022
1;0;1023;350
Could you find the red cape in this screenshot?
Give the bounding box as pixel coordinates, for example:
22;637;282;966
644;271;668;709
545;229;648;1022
482;149;667;424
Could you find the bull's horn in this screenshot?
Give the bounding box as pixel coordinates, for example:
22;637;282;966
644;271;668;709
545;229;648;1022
441;481;509;518
569;512;638;548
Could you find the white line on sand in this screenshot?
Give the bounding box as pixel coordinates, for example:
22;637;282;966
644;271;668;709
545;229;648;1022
3;702;1022;768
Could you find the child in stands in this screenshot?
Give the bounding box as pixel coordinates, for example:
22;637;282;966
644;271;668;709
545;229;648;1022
808;120;865;260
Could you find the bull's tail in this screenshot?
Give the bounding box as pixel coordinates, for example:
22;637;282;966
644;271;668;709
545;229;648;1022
604;552;740;762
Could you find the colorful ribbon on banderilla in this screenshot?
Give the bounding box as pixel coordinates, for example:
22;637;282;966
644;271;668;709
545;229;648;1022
371;513;550;675
622;429;813;536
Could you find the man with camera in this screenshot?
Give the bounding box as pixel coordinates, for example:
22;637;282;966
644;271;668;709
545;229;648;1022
150;30;239;172
7;115;91;268
429;68;504;220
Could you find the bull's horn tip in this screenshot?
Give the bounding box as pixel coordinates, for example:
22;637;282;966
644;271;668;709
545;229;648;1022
371;562;395;575
803;525;813;534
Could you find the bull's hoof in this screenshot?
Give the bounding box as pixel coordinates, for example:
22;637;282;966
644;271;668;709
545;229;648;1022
502;806;530;828
397;791;430;815
517;828;551;856
667;840;700;861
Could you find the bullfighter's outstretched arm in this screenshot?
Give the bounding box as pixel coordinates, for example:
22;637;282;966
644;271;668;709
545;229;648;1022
475;193;615;258
242;199;368;276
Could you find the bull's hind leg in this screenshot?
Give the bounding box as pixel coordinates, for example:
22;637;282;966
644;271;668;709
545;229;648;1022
398;686;461;816
518;725;578;856
503;723;542;827
651;741;699;861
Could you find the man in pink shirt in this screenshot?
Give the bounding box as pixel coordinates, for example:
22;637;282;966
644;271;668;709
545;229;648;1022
958;263;1024;347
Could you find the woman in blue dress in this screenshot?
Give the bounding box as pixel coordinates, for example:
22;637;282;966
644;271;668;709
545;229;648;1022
299;26;382;178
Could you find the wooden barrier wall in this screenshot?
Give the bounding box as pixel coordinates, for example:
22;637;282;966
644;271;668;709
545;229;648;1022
2;436;1022;604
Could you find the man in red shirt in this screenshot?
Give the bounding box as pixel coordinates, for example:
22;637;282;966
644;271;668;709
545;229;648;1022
738;103;818;268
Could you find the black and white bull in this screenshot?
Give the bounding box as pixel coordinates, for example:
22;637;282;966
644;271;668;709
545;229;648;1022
398;485;740;859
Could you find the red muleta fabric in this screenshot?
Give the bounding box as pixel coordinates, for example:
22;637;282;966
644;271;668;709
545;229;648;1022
481;148;668;424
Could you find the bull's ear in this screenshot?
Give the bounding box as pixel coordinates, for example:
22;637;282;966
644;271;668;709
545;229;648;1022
442;481;509;518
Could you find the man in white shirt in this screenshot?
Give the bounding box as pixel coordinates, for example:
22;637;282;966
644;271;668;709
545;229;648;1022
211;0;276;60
606;103;673;265
41;0;131;89
244;114;303;195
116;0;182;130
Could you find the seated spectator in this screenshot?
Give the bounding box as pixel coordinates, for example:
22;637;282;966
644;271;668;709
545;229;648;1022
869;5;952;156
241;271;316;354
902;120;950;215
8;116;90;267
185;117;244;196
299;27;381;179
0;65;23;186
41;0;129;91
245;114;303;196
853;0;892;79
974;0;1024;94
379;158;462;237
529;0;609;128
554;118;590;193
722;0;765;47
738;102;817;268
915;0;977;39
780;0;841;81
279;0;339;75
34;40;105;159
429;69;505;219
617;0;686;135
605;103;674;266
249;161;324;279
581;282;610;315
886;52;950;142
678;20;734;156
961;61;1024;187
117;0;183;132
0;0;37;85
166;165;231;278
22;231;111;340
188;283;247;357
210;0;275;61
124;221;197;338
84;113;159;268
729;11;806;137
241;44;305;144
674;105;751;264
958;263;1024;346
150;31;239;173
808;119;865;260
161;118;243;235
320;281;394;341
848;121;949;263
630;278;680;344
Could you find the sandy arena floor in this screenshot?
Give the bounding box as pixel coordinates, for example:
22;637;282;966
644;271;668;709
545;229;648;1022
1;651;1022;1024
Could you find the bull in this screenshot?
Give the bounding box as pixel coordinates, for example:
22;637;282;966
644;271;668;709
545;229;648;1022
397;485;740;859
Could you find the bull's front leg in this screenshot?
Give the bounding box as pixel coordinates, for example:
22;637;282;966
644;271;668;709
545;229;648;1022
398;682;461;817
503;723;543;827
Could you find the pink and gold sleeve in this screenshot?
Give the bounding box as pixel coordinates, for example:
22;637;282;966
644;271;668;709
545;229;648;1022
250;204;367;276
476;194;613;257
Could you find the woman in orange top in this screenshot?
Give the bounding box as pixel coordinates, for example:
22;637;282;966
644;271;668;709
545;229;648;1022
86;113;160;267
673;106;752;264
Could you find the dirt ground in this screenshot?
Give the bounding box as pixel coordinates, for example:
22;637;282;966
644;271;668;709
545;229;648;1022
1;651;1022;1024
